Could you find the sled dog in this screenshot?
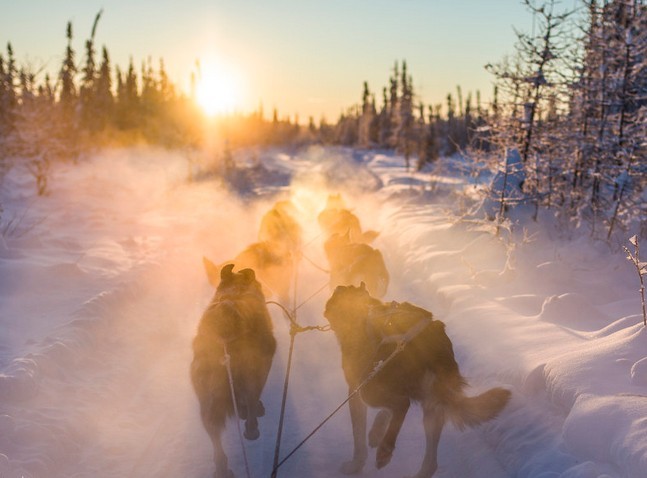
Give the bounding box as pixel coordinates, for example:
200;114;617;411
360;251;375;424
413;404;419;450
324;232;389;298
191;263;277;478
318;194;378;244
204;241;294;305
258;199;303;253
323;283;511;478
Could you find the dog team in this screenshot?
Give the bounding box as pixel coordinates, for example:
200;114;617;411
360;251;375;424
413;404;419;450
191;194;511;478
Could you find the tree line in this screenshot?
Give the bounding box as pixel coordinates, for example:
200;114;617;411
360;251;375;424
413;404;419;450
0;1;644;241
333;0;645;241
0;11;314;193
329;60;494;171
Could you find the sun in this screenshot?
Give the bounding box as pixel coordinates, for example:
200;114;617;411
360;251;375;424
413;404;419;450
195;58;243;116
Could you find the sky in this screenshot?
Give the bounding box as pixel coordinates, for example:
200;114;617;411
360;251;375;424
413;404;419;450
1;0;543;122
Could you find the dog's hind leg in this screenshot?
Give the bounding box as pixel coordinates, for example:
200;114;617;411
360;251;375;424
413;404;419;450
368;409;391;448
236;396;248;420
213;437;234;478
243;351;274;441
204;421;234;478
407;405;444;478
375;396;410;469
241;383;261;440
340;392;368;474
243;411;260;440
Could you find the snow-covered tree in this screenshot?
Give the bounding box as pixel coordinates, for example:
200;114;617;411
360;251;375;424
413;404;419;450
486;0;574;220
358;81;376;148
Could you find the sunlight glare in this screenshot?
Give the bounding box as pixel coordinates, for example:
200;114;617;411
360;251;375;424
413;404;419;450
195;58;243;116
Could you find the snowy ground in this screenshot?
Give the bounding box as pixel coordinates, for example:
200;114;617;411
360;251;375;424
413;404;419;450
0;145;645;478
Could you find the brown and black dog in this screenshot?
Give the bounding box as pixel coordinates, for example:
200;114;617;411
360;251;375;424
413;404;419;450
203;241;294;306
324;283;511;478
324;232;389;298
318;194;379;244
258;199;303;254
191;264;277;478
202;200;301;307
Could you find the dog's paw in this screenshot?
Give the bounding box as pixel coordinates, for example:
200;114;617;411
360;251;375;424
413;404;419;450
340;458;365;475
243;422;260;441
376;442;394;469
213;467;235;478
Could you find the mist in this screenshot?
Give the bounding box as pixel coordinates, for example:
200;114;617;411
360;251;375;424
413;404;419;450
0;146;407;477
2;144;645;478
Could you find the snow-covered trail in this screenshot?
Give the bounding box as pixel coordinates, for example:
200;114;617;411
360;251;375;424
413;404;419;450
1;147;645;478
0;148;510;478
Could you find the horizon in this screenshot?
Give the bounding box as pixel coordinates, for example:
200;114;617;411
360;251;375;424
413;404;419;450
2;1;543;122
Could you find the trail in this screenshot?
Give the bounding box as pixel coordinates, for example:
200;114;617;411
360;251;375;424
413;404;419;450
1;147;643;478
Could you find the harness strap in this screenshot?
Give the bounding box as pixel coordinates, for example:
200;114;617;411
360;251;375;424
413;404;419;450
270;338;407;476
268;238;333;478
376;314;432;346
271;305;432;473
301;252;330;273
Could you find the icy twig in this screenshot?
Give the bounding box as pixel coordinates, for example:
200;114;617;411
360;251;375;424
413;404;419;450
623;235;647;327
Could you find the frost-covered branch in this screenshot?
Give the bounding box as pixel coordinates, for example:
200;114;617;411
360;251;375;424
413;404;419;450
624;235;647;326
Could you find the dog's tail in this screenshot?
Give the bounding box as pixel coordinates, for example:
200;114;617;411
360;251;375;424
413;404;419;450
443;386;511;430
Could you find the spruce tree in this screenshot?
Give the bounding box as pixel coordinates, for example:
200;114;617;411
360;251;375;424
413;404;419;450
79;14;100;130
388;61;400;148
369;93;379;144
358;81;375;147
445;93;457;156
378;86;391;147
59;22;77;113
116;58;139;129
158;58;174;103
398;61;415;170
0;44;18;136
94;46;113;131
0;55;9;139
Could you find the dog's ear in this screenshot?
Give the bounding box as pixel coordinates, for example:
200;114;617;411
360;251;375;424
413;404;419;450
220;263;235;282
362;230;380;244
240;268;256;282
203;257;221;287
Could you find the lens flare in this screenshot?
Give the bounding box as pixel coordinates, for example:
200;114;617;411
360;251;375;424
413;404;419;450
195;58;243;116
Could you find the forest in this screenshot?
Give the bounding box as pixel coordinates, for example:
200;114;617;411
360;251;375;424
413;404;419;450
0;0;645;241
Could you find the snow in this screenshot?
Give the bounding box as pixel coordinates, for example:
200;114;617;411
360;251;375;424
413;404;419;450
0;145;645;478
